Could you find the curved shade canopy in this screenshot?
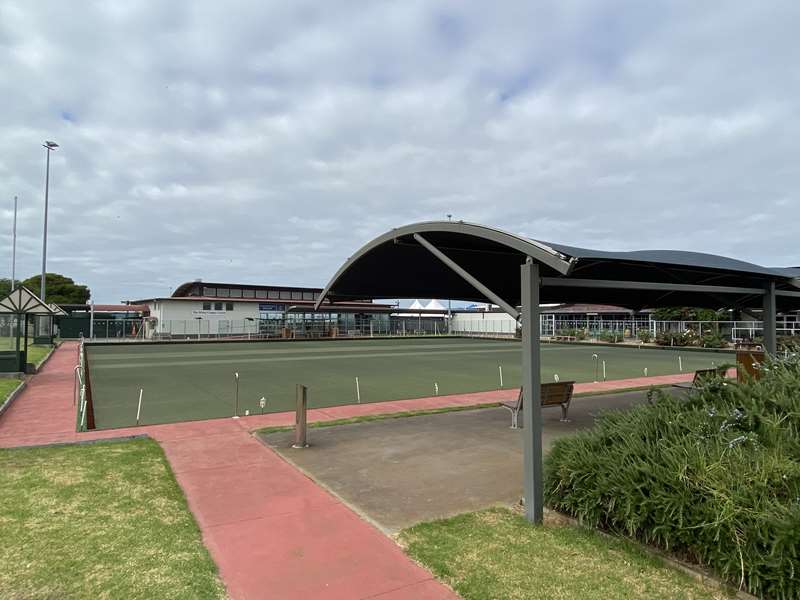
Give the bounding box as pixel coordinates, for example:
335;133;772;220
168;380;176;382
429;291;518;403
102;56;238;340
317;221;800;312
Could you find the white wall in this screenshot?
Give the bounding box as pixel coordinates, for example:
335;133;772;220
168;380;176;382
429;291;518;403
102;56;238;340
451;311;518;335
146;299;261;336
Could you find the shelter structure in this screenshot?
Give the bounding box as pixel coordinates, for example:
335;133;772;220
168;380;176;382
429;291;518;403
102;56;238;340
315;221;800;524
0;286;58;372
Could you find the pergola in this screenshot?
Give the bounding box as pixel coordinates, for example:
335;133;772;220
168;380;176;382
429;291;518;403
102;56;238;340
315;221;800;524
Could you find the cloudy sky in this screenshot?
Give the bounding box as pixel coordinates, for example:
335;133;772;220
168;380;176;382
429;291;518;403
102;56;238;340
1;1;798;303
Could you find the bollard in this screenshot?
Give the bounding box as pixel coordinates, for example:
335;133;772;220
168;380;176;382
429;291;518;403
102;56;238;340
498;365;504;388
292;384;309;448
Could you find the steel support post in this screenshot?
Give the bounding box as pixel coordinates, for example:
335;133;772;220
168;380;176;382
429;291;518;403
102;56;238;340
763;281;777;355
521;259;543;524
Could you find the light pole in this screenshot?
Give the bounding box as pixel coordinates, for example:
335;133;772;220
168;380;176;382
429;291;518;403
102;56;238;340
11;195;18;290
41;141;58;301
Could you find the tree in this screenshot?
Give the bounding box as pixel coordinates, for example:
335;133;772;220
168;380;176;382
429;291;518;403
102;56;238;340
651;307;727;321
0;278;11;298
20;273;90;304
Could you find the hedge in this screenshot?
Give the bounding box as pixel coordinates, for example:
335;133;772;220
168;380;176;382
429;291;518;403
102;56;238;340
544;354;800;599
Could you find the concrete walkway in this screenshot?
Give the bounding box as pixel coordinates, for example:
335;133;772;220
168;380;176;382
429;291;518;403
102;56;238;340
0;342;706;599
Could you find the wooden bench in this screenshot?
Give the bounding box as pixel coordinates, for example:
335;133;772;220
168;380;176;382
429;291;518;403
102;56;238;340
500;382;575;429
552;335;576;342
671;366;728;391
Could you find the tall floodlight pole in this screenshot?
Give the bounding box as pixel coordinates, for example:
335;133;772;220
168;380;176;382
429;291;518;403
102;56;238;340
41;141;59;301
11;195;18;290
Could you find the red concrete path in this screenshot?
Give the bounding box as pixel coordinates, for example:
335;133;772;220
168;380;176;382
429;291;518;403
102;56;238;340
0;343;710;599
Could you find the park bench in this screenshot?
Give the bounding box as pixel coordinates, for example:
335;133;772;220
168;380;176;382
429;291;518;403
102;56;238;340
501;381;575;429
671;366;728;392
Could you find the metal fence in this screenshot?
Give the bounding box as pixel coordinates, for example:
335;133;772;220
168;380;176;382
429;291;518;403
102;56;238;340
451;316;800;344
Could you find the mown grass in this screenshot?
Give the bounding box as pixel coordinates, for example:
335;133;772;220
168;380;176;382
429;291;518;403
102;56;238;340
0;438;225;600
26;344;51;367
400;508;733;600
0;378;23;402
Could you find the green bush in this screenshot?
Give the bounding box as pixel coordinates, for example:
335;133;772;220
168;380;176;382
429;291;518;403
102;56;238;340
655;330;695;347
597;329;623;343
700;331;727;348
637;330;653;343
544;356;800;599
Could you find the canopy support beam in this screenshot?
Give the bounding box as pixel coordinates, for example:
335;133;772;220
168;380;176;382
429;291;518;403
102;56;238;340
412;233;520;320
763;281;777;355
541;277;765;296
521;259;543;524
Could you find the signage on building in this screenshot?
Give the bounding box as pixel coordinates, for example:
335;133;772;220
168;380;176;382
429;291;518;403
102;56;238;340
258;303;284;312
192;310;226;316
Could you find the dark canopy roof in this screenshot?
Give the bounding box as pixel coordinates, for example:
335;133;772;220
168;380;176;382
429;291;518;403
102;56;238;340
317;221;800;313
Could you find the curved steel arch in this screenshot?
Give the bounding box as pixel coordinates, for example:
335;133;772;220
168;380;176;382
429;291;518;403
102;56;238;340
314;220;574;310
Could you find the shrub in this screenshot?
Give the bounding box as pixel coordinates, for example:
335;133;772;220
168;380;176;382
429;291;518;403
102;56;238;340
597;329;623;343
544;355;800;599
655;330;695;347
637;330;653;343
699;331;727;348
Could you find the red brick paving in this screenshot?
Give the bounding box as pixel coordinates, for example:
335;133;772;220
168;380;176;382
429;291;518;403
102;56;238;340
0;342;714;599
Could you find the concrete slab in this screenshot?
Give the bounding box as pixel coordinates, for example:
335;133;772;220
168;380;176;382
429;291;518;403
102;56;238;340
261;390;657;532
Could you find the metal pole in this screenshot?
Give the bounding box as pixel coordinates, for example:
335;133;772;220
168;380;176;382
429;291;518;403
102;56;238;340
292;384;309;448
41;143;57;301
233;372;240;417
521;259;543;524
89;300;95;339
11;195;17;289
763;281;777;355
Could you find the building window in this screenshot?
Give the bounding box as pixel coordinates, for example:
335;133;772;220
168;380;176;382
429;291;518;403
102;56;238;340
229;288;242;298
255;290;267;299
214;302;223;311
217;288;230;297
279;291;291;300
268;290;279;299
242;289;255;298
226;303;234;311
203;302;211;310
291;291;302;300
203;287;216;297
301;292;313;300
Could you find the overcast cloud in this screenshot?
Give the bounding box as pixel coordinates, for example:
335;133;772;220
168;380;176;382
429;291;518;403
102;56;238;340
0;1;798;302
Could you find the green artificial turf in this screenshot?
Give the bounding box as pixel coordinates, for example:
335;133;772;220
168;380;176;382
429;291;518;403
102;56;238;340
86;337;730;430
400;508;733;600
0;438;225;600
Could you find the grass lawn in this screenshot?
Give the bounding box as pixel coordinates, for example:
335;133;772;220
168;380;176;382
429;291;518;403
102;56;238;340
0;378;22;402
400;508;732;600
0;438;225;600
26;344;51;366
